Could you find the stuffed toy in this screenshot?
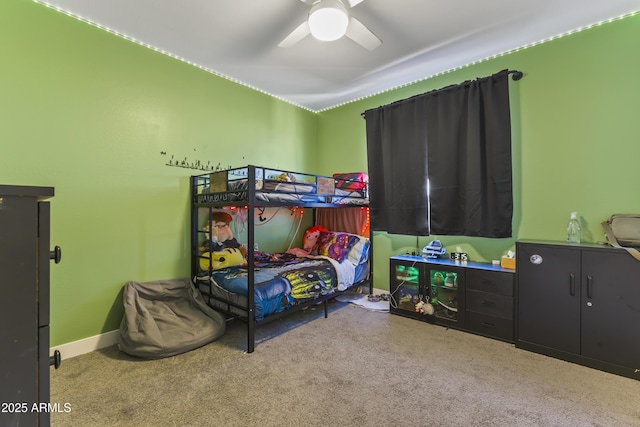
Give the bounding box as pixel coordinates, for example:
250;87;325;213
275;172;296;182
302;225;328;253
200;211;241;252
415;300;434;316
286;225;329;257
199;211;245;270
199;247;245;271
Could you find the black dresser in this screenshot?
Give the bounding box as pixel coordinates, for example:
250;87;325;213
0;185;61;426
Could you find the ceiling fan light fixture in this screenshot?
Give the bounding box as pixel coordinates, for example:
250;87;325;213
308;0;349;42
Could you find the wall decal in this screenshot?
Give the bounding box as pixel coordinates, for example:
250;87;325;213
161;152;223;171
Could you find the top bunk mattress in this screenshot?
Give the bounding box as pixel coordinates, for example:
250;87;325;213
192;166;368;206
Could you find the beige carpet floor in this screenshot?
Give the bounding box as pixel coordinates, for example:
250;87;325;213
51;300;640;427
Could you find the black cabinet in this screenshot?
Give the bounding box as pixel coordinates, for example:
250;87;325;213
0;185;59;426
390;256;514;342
516;240;640;380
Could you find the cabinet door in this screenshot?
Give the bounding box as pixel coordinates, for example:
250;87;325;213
390;260;425;320
428;266;464;327
581;250;640;369
517;243;581;354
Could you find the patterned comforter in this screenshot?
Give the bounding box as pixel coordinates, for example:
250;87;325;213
199;258;338;321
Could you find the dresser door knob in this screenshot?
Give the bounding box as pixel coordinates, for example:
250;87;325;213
49;349;61;369
49;246;62;264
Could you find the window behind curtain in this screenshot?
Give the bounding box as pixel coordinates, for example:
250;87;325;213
363;69;514;238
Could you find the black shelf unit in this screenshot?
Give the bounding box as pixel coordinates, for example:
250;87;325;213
390;255;515;342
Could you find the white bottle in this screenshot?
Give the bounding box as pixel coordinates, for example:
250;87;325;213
567;212;581;244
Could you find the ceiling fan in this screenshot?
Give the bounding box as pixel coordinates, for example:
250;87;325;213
278;0;382;50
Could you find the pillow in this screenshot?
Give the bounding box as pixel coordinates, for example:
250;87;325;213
333;173;368;192
347;236;370;266
317;231;359;263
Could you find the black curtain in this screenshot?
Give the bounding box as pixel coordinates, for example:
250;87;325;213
364;96;430;235
364;69;514;237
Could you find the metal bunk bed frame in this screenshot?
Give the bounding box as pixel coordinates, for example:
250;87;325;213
191;165;373;353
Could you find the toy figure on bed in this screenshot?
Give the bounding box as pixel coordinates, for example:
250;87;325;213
286;225;328;258
201;211;242;252
199;211;245;271
286;225;358;264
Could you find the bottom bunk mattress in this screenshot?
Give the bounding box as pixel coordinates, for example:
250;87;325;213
196;257;368;321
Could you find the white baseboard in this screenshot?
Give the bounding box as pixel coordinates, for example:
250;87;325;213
50;330;119;360
49;288;388;360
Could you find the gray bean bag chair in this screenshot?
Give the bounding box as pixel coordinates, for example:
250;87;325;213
118;278;225;359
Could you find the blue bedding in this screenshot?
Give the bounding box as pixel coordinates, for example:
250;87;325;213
209;259;337;321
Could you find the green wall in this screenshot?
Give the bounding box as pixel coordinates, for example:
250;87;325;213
1;0;317;346
3;0;640;346
317;13;640;291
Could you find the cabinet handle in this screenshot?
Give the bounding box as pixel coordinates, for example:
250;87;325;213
49;246;62;264
481;300;496;307
587;275;593;299
49;349;61;369
481;322;494;328
569;273;576;296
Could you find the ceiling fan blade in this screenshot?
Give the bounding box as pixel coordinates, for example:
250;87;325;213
278;21;311;48
345;16;381;50
346;0;365;7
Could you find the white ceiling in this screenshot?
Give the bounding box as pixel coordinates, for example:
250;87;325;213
36;0;640;112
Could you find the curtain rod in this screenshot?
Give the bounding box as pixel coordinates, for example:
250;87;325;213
508;70;523;80
360;69;523;118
